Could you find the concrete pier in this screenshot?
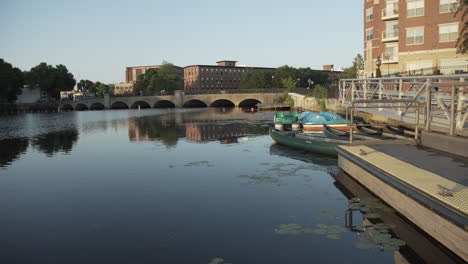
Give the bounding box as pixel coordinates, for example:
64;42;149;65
337;143;468;261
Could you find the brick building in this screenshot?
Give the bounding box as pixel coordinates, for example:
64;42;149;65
184;61;274;91
125;65;184;89
364;0;468;77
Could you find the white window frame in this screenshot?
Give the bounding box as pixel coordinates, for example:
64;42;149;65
440;0;459;13
365;7;374;22
407;0;424;17
439;23;459;42
406;27;424;45
366;28;374;41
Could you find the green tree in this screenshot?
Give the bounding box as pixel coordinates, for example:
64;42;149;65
281;77;297;89
25;62;76;98
342;54;364;79
133;62;181;95
239;69;273;89
0;59;24;103
77;79;94;93
313;84;328;110
96;83;109;95
297;67;329;87
273;65;299;88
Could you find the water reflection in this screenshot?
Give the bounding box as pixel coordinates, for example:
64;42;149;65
31;129;79;156
128;112;269;146
0;138;29;168
128;116;182;148
333;171;463;264
269;143;337;167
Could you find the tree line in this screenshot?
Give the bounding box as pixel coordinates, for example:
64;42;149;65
0;59;76;103
239;65;332;89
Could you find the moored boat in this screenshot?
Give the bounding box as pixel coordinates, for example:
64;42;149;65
269;128;348;156
274;111;300;131
299;111;349;132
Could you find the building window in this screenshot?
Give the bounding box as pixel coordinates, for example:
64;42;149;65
406;27;424;45
440;0;459;13
407;0;424;17
365;7;374;22
384;21;399;39
439;23;458;42
366;28;374;40
383;43;398;62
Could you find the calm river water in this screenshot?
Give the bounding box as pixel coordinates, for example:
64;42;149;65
0;109;460;264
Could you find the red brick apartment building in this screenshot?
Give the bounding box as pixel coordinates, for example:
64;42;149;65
184;61;274;91
364;0;467;77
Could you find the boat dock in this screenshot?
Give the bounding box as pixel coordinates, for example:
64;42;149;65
335;74;468;261
337;142;468;261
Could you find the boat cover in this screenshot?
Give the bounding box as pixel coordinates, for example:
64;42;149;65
299;112;346;125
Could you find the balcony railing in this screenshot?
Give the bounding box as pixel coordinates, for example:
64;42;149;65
382;7;399;20
382;30;399;42
382;54;398;63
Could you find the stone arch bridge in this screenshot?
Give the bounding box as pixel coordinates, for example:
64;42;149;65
60;91;281;110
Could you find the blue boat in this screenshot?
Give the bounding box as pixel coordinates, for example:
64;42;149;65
299;111;349;132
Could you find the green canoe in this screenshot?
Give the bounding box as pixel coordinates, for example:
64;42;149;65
269;128;348;156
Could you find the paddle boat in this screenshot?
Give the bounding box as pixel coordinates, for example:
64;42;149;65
299;112;349;132
274;111;301;131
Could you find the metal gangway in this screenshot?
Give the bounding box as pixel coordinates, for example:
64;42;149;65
339;74;468;136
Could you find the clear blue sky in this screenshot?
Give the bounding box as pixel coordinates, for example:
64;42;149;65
0;0;363;84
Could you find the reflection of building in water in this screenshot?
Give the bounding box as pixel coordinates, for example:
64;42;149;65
185;121;246;143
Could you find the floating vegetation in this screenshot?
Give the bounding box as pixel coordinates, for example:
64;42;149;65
356;224;406;251
239;174;287;186
348;197;395;220
275;223;347;240
312;224;348;240
208;257;225;264
184;161;215;167
275;223;314;235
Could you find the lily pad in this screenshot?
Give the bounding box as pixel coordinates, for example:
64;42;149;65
326;234;341;240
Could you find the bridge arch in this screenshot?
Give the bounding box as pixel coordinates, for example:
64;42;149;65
130;101;151;109
183;99;208;108
75;103;89;111
210;99;235;108
154;100;175;108
111;101;129;109
239;99;262;108
90;102;105;110
60;104;73;111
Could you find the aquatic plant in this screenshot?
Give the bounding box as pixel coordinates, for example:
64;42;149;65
208;257;225;264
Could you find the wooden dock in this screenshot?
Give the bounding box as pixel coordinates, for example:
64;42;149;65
257;103;291;111
337;143;468;261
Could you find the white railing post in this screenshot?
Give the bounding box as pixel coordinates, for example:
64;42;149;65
363;80;368;99
425;79;431;131
456;77;465;130
351;81;355;102
398;78;403;115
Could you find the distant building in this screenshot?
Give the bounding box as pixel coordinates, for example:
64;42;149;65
184;60;274;91
114;82;134;95
364;0;468;77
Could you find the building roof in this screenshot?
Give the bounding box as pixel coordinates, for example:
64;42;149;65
216;60;238;63
183;65;274;70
